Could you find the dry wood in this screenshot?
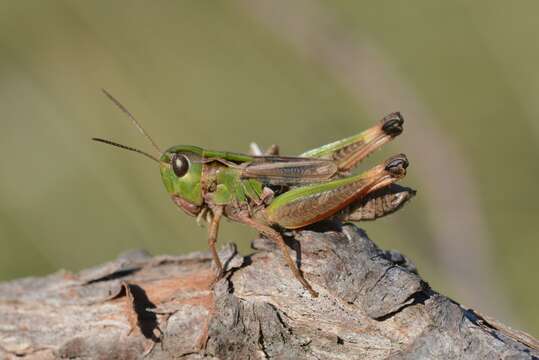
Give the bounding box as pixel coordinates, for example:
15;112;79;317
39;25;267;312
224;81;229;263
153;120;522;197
0;223;537;359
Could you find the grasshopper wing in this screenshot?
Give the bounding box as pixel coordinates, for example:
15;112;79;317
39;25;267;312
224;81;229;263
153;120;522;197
240;156;339;185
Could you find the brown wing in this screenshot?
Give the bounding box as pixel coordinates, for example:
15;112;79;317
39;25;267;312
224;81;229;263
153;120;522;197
240;155;339;185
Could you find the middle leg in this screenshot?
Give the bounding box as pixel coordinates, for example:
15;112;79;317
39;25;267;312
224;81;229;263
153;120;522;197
237;215;318;297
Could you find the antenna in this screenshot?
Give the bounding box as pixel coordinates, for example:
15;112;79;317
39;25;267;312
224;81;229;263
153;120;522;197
101;89;162;154
92;137;160;163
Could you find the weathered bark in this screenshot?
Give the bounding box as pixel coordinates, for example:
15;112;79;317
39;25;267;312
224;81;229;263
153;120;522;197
0;224;537;359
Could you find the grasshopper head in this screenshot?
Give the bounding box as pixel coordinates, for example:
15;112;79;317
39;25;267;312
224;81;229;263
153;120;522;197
95;91;206;217
159;145;205;216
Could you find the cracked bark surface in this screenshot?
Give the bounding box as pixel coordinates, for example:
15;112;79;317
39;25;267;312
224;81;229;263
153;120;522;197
0;224;537;359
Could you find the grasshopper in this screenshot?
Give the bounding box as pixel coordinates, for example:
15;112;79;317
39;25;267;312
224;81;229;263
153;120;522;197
93;90;414;297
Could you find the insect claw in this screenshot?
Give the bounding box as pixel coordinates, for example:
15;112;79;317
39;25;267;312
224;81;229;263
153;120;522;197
196;208;208;227
209;268;225;290
381;112;404;136
385;154;409;176
205;210;213;224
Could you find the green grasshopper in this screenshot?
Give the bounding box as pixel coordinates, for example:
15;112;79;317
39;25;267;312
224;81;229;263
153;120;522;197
93;90;414;297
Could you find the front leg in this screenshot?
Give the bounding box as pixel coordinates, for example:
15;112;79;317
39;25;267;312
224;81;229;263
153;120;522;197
208;206;224;282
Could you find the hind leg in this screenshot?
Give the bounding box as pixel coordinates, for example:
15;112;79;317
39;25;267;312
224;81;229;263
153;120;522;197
300;113;403;172
264;154;409;229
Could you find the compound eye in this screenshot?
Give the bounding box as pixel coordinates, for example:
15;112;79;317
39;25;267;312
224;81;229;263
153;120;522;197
172;154;189;177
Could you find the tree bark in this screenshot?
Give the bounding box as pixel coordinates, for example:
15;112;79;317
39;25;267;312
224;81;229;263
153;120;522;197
0;223;537;359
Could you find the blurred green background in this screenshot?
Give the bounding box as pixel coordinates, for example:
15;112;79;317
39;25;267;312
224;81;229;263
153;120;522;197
0;1;537;336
